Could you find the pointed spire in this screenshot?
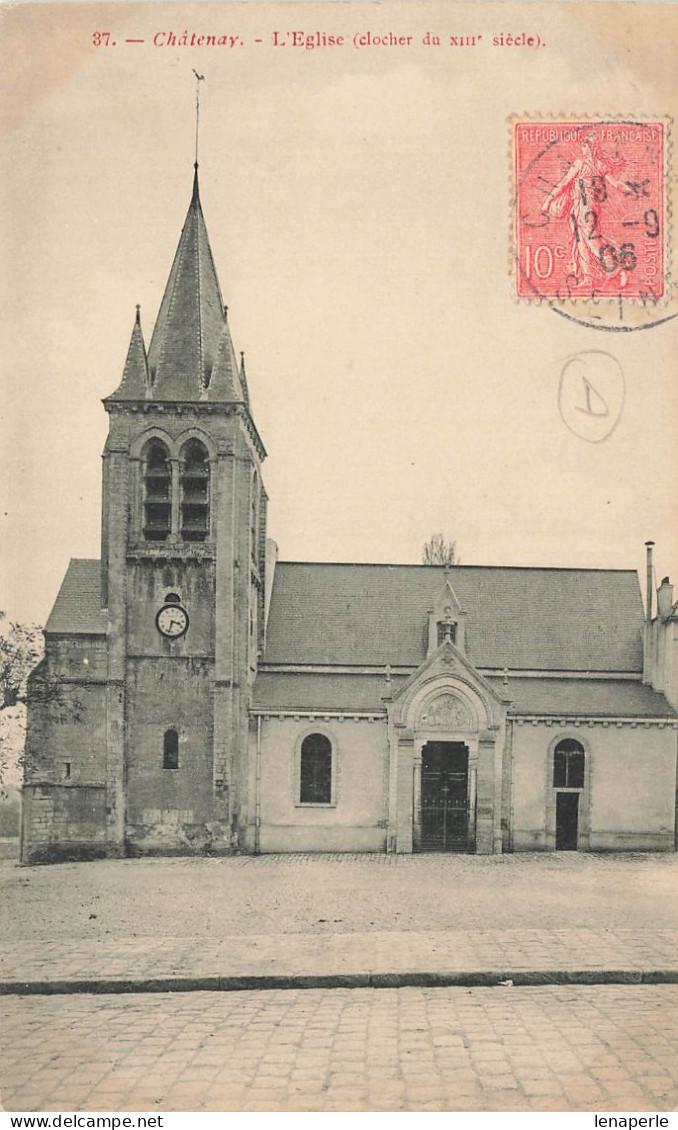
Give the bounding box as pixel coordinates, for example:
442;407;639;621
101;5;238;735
239;350;251;410
107;305;150;399
208;322;247;402
147;168;227;400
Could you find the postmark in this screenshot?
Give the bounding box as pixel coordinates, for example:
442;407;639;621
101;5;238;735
512;118;674;331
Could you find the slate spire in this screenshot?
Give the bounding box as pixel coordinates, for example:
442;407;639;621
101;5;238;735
239;350;251;410
147;164;228;400
108;305;150;400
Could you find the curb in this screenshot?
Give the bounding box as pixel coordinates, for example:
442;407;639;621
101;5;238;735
2;969;678;996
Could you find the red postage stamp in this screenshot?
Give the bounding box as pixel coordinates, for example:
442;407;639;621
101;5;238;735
514;119;666;302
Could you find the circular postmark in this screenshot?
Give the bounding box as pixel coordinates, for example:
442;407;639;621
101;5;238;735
513;118;676;332
558;350;625;443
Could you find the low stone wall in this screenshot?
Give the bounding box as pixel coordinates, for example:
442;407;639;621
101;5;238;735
21;785;108;864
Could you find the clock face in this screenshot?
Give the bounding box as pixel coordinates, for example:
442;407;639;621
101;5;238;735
156;604;189;639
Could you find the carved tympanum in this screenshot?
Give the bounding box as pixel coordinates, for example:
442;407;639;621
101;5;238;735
420;693;471;729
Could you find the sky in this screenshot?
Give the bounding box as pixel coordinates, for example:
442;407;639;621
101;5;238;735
1;1;677;624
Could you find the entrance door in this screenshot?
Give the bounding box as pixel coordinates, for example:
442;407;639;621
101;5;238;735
555;792;579;850
420;742;469;851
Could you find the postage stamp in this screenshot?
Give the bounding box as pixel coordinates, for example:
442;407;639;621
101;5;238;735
513;119;667;306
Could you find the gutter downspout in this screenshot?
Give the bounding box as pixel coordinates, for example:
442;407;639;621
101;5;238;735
254;715;262;854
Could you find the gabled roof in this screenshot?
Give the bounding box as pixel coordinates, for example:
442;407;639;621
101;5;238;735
44;557;648;678
45;560;107;635
262;562;645;672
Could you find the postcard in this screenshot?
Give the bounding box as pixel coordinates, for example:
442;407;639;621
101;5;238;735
1;0;677;1118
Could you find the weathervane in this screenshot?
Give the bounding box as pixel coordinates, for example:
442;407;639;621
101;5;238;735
192;69;205;166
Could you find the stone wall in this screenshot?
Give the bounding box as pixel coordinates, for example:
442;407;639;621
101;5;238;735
21;785;107;863
511;720;677;852
124;655;216;854
252;716;389;853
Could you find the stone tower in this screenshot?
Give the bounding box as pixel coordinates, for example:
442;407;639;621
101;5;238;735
102;164;267;855
22;164;267;860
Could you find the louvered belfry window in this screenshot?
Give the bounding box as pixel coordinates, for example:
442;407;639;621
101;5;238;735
180;440;210;541
300;733;332;804
143;440;171;541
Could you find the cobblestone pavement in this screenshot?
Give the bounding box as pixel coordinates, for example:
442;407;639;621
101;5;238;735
2;985;677;1112
3;852;677;944
2;928;677;989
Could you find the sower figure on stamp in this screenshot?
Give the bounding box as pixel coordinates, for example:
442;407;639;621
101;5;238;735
541;133;631;289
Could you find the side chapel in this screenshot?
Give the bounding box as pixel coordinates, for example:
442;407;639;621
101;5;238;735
21;162;678;862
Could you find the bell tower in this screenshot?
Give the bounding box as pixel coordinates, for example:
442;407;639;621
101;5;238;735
100;163;267;855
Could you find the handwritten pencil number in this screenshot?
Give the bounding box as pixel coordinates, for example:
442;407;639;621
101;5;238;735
577;376;609;419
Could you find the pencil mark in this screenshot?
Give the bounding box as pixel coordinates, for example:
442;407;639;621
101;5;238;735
558;351;625;443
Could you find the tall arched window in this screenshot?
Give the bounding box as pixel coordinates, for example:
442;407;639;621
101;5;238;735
143;440;171;541
300;733;333;804
553;739;585;789
163;729;179;770
180;440;210;541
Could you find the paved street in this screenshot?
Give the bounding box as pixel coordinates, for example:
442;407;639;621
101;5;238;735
2;985;677;1112
2;927;677;991
2;851;677;943
2;853;677;1112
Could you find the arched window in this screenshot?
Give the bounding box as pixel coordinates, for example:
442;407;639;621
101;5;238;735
180;440;210;541
143;440;171;541
553;739;585;789
163;729;179;770
300;733;332;804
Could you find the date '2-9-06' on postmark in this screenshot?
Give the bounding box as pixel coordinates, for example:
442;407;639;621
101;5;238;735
514;119;667;303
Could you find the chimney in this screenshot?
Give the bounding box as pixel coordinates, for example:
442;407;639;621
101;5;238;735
657;576;674;620
645;541;655;622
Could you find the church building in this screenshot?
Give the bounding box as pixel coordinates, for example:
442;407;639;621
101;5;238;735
21;164;678;862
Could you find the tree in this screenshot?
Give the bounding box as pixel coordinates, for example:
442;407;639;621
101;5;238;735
0;614;43;798
422;533;459;567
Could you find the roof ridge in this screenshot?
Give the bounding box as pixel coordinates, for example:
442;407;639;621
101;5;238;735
275;561;639;574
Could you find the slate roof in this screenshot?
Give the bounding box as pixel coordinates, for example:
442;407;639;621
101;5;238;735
45;560;107;635
105;168;247;405
491;677;676;718
252;671;674;718
108;307;150;400
46;557;650;683
253;672;397;711
262;563;645;672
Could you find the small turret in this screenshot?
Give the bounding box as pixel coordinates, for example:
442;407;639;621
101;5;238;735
108;305;150;400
